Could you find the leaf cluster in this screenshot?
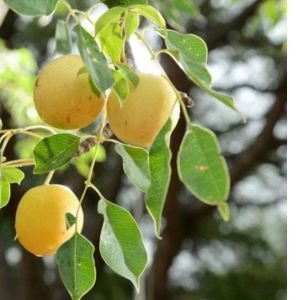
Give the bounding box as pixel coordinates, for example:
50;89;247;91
0;0;244;298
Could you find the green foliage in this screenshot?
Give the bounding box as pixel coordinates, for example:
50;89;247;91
33;133;80;174
0;181;10;209
124;12;140;39
65;212;76;229
75;25;114;96
145;119;174;236
112;70;130;105
104;0;147;8
56;233;96;300
178;124;230;206
154;0;200;31
55;20;72;54
95;7;126;33
98;21;123;64
217;202;230;222
166;30;208;65
110;66;139;105
98;199;148;291
1;166;25;184
0;0;243;297
4;0;58;16
115;144;150;192
131;5;166;28
165;30;211;85
0;46;37;127
0;166;24;208
117;64;140;86
163;30;242;115
171;0;199;15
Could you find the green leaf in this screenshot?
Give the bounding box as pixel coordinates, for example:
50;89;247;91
98;20;123;64
95;7;126;34
131;5;166;28
77;66;87;77
0;166;24;208
218;202;230;222
178;124;230;205
65;212;76;230
117;64;140;86
1;167;24;184
0;181;10;209
75;25;114;96
98;199;148;291
166;30;207;63
88;76;101;98
165;30;243;116
56;233;96;300
115;144;150;192
104;0;147;8
171;0;199;15
4;0;58;16
33;133;80;174
55;20;72;54
145;118;173;237
181;59;212;85
124;11;140;39
165;30;211;85
112;70;129;105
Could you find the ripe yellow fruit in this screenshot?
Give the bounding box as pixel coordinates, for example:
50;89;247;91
15;185;84;256
33;55;104;129
107;73;178;148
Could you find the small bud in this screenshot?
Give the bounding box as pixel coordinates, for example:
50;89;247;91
180;92;194;107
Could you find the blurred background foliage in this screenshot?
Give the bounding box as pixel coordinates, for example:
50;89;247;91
0;0;286;299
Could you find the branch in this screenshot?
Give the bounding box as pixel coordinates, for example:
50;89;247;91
212;83;277;94
230;76;286;184
232;196;285;209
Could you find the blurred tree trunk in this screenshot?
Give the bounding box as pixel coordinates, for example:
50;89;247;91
145;1;285;298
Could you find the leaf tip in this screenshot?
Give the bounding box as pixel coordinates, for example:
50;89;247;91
217;202;230;222
97;198;107;214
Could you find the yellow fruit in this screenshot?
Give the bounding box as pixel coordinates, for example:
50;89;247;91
15;185;84;256
33;55;104;129
107;73;178;148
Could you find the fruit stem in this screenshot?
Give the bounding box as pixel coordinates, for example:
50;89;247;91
102;138;122;145
0;127;45;170
178;93;192;127
98;101;108;143
61;0;80;24
73;9;94;26
89;183;105;199
75;123;104;231
0;133;13;166
2;159;35;168
24;125;56;133
44;170;55;185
